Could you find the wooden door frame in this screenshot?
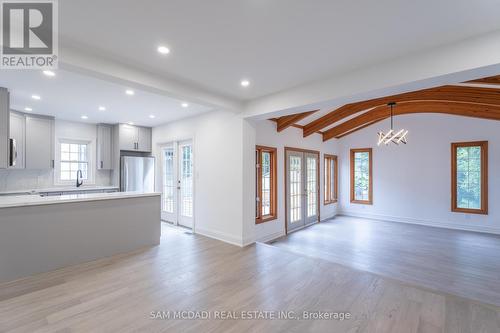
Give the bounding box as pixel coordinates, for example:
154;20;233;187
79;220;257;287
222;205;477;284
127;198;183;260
284;147;321;234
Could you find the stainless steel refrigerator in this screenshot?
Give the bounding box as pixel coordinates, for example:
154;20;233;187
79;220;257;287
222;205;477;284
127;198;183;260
120;156;155;192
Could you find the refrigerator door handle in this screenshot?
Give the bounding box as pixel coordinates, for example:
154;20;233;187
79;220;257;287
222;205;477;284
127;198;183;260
9;138;16;167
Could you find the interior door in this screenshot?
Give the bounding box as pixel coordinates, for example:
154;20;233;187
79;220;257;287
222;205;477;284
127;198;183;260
286;149;319;233
160;140;194;229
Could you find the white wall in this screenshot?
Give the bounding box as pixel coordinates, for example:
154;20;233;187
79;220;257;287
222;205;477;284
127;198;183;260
0;120;111;192
152;110;251;246
338;114;500;235
254;120;339;242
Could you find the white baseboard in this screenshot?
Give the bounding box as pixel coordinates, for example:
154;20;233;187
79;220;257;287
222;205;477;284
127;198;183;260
195;227;245;247
339;210;500;235
320;213;337;222
256;230;285;244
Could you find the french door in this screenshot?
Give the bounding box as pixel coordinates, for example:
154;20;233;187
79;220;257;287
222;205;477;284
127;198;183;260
286;148;319;233
161;140;194;229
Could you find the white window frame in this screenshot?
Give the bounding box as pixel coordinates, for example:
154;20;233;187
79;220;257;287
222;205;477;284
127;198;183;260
55;138;94;185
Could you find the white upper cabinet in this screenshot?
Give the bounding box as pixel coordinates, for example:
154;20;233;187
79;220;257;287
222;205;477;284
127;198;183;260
137;127;152;152
0;88;9;169
25;115;55;169
9;111;25;169
118;124;152;153
119;124;138;151
97;124;113;170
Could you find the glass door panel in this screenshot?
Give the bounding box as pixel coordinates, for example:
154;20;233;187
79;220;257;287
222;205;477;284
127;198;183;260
305;153;318;224
161;146;177;223
286;149;319;233
178;141;193;228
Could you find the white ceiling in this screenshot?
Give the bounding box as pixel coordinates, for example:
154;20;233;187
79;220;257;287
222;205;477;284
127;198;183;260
59;0;500;101
0;70;212;126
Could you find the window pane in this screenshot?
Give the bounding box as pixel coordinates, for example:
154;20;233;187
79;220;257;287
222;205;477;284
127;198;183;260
456;145;482;210
324;159;329;200
354;152;370;201
330;159;336;200
61;151;70;161
261;151;271;216
60;142;89;182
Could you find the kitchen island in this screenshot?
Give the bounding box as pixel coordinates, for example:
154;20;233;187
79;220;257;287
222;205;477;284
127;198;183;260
0;192;161;282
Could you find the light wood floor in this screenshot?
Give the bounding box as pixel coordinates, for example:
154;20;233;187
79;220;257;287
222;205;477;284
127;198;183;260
1;223;499;332
271;216;500;307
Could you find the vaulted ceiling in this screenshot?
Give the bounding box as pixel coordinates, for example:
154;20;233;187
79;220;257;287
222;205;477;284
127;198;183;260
270;75;500;141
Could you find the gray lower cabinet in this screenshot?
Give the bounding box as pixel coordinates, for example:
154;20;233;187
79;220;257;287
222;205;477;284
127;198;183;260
25;115;55;169
97;124;113;170
118;124;152;153
9;111;25;169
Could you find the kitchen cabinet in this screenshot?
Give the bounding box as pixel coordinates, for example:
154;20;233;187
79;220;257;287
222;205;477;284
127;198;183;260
137;126;152;152
97;124;113;169
9;111;25;169
0;88;9;169
25;115;55;169
119;123;137;151
118;124;152;152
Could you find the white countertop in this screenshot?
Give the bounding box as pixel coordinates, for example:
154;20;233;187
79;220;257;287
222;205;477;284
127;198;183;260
0;186;119;196
0;191;161;209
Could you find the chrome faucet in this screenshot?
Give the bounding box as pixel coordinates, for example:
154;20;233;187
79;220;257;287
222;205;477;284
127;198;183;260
76;170;84;188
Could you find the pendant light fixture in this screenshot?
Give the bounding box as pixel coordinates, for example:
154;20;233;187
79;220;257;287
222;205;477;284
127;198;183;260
377;102;408;146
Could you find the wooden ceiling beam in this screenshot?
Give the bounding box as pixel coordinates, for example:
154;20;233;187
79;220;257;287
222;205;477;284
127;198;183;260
467;75;500;86
322;101;500;141
276;110;318;132
303;85;500;137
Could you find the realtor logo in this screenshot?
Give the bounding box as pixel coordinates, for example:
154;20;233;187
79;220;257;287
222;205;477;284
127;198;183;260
1;0;58;69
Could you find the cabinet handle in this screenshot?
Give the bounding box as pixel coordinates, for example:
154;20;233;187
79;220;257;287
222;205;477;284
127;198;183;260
100;161;103;169
51;160;55;168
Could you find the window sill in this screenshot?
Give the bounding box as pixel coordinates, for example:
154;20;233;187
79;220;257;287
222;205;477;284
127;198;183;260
255;215;278;224
351;199;373;205
324;199;338;205
452;207;488;215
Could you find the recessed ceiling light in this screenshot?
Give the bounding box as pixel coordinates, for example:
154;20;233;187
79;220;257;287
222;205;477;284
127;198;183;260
149;115;156;119
125;89;135;96
43;70;55;77
157;46;170;55
240;79;250;87
24;107;32;112
31;95;41;100
98;106;106;111
127;121;134;125
81;115;88;120
181;102;189;108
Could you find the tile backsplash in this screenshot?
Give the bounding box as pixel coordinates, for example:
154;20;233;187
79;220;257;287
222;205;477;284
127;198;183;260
0;169;112;192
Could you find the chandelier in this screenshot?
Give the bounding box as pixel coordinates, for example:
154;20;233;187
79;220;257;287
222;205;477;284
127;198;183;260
377;102;408;146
